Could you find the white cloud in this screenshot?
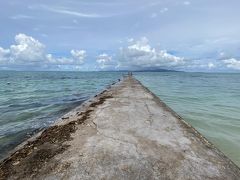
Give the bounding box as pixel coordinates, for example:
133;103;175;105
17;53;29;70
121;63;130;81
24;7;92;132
117;37;185;70
150;8;168;18
208;62;215;69
10;33;46;64
10;15;34;20
219;52;226;57
96;53;115;69
160;8;168;13
52;9;101;18
222;58;240;70
0;47;10;63
127;38;134;43
183;1;191;5
37;5;114;18
71;50;86;64
0;33;86;67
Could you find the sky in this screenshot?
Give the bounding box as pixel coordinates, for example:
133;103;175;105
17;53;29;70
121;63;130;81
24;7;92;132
0;0;240;71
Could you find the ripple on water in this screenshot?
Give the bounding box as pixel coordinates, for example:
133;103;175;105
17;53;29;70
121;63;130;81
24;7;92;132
135;72;240;166
0;71;122;160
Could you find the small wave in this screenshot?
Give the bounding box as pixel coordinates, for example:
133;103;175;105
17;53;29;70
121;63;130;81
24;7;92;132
33;89;56;93
8;102;45;109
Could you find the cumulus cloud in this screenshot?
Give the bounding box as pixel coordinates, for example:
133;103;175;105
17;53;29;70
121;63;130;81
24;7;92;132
96;53;115;69
10;34;46;64
117;37;185;70
222;58;240;70
0;33;86;68
71;50;86;64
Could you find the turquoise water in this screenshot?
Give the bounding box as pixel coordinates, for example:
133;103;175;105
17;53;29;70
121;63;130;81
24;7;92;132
0;71;122;159
0;71;239;167
135;72;240;166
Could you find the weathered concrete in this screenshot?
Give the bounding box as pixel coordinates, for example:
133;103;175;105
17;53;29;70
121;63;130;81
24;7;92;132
1;76;240;180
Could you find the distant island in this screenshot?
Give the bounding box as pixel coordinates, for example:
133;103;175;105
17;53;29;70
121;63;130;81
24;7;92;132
100;69;182;72
132;68;181;72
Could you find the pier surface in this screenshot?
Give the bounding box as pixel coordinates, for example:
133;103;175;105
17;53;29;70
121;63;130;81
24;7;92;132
1;76;240;179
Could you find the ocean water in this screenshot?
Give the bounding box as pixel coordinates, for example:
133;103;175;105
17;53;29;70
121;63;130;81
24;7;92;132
0;71;122;159
0;71;239;167
135;72;240;166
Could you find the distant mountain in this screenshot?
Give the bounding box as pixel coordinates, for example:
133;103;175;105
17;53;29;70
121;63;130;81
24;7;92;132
100;69;182;72
132;69;181;72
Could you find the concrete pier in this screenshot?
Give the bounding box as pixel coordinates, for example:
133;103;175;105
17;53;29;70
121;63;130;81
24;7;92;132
0;76;240;179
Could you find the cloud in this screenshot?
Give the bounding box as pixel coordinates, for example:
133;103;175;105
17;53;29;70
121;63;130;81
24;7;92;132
183;1;191;5
216;51;240;70
208;62;215;69
222;58;240;70
10;33;46;64
33;5;115;18
0;34;86;68
96;53;115;69
71;50;86;64
0;47;10;63
150;8;168;18
117;37;185;70
160;7;168;13
47;8;103;18
10;15;34;20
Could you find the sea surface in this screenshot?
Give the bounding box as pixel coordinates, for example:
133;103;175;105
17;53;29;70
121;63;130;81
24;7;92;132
0;71;239;167
0;71;122;159
135;72;240;167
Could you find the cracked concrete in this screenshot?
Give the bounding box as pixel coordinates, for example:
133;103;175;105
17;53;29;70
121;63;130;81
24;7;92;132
1;76;240;180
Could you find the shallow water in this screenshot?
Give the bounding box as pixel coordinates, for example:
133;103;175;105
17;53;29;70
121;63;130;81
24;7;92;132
135;72;240;166
0;71;122;159
0;71;239;167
